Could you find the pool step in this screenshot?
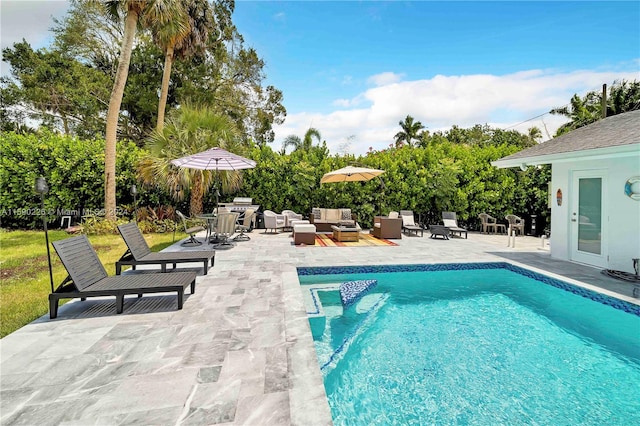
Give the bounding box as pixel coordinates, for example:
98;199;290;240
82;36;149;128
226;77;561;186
320;293;389;375
340;279;378;307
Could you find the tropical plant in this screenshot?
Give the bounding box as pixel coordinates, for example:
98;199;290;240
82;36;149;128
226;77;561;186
550;79;639;136
0;130;143;229
0;41;110;137
394;115;425;147
137;104;246;215
282;127;322;153
152;0;213;131
102;0;188;220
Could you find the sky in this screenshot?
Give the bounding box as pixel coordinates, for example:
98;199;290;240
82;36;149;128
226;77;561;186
2;1;639;155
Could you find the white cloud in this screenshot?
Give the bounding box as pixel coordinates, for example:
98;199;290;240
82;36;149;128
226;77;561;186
367;71;404;86
1;1;70;50
274;67;640;155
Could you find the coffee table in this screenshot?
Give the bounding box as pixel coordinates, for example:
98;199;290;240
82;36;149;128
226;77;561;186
331;225;360;242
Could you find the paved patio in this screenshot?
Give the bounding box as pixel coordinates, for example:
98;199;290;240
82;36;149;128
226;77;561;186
1;229;638;425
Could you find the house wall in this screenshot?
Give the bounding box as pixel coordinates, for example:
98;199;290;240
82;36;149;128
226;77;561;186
550;155;640;273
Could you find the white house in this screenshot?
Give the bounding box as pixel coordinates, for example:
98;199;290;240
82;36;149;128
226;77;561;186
492;110;640;273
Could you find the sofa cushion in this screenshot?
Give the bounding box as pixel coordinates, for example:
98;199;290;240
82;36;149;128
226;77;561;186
325;209;341;221
312;208;322;220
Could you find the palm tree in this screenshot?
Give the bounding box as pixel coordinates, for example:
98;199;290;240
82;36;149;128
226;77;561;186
394;115;425;147
527;127;542;143
550;93;600;136
138;104;245;215
153;0;212;132
103;0;186;220
282;127;322;152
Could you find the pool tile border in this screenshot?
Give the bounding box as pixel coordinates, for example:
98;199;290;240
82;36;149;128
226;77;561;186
297;262;640;317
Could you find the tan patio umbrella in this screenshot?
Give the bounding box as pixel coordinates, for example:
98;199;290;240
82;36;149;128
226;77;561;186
320;166;385;184
321;166;386;216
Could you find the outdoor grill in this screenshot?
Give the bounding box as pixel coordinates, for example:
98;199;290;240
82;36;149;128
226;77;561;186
219;197;260;213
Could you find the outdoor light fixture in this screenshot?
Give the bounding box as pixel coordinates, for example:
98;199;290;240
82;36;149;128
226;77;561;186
130;184;138;222
35;177;54;293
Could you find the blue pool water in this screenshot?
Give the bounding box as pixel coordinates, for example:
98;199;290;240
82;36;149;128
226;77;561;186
298;264;640;425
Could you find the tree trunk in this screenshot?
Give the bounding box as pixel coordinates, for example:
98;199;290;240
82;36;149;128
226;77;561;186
190;172;204;215
104;10;138;220
156;44;174;132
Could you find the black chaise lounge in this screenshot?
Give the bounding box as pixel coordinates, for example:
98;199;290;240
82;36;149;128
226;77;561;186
442;211;468;239
50;235;197;319
399;210;424;237
116;223;215;275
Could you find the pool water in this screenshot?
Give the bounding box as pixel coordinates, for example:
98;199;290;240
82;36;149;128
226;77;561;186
299;265;640;425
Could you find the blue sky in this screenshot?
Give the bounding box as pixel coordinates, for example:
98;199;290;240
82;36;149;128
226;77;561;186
2;1;639;154
232;1;640;153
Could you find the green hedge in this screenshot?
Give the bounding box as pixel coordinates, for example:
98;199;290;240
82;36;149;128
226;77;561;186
0;131;144;228
1;130;550;233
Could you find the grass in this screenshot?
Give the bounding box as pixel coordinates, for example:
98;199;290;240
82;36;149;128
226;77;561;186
0;229;184;338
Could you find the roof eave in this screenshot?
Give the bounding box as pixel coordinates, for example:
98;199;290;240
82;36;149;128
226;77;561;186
492;143;640;169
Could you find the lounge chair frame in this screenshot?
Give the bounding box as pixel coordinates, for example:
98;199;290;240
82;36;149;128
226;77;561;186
116;223;214;275
442;212;468;239
50;235;197;319
399;210;424;237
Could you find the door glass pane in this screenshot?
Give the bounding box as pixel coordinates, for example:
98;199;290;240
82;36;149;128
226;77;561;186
578;178;602;254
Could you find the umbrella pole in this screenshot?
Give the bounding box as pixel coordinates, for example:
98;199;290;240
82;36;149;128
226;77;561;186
378;177;386;216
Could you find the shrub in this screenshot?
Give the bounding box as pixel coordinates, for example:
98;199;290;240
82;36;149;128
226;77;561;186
0;130;145;229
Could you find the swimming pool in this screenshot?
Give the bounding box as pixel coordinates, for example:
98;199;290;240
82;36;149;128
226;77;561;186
298;263;640;425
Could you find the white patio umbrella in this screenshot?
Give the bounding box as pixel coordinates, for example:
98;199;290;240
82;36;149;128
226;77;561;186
170;147;256;209
170;147;256;171
320;166;385;184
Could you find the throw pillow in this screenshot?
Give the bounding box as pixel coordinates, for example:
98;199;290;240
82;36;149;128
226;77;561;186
443;219;457;228
312;208;321;220
340;209;352;220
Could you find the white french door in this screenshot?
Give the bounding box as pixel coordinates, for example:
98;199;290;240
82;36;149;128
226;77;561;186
570;171;607;267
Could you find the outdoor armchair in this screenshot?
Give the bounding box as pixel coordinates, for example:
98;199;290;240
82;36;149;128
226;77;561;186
263;210;286;233
234;208;255;241
212;212;239;248
372;215;402;239
176;210;206;246
505;214;525;235
478;213;497;234
281;210;303;230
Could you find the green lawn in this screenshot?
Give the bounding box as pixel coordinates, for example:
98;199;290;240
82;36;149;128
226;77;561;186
0;229;184;338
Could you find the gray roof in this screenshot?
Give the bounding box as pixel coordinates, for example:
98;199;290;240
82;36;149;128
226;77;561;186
495;109;640;164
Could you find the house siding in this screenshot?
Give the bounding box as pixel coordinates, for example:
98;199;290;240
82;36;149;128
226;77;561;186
551;156;640;273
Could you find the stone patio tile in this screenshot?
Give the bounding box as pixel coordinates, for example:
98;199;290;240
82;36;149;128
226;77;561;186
81;368;199;417
233;391;290;426
180;378;242;425
1;231;636;426
217;349;266;382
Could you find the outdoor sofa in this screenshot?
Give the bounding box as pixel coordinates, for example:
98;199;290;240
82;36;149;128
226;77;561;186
309;208;357;232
